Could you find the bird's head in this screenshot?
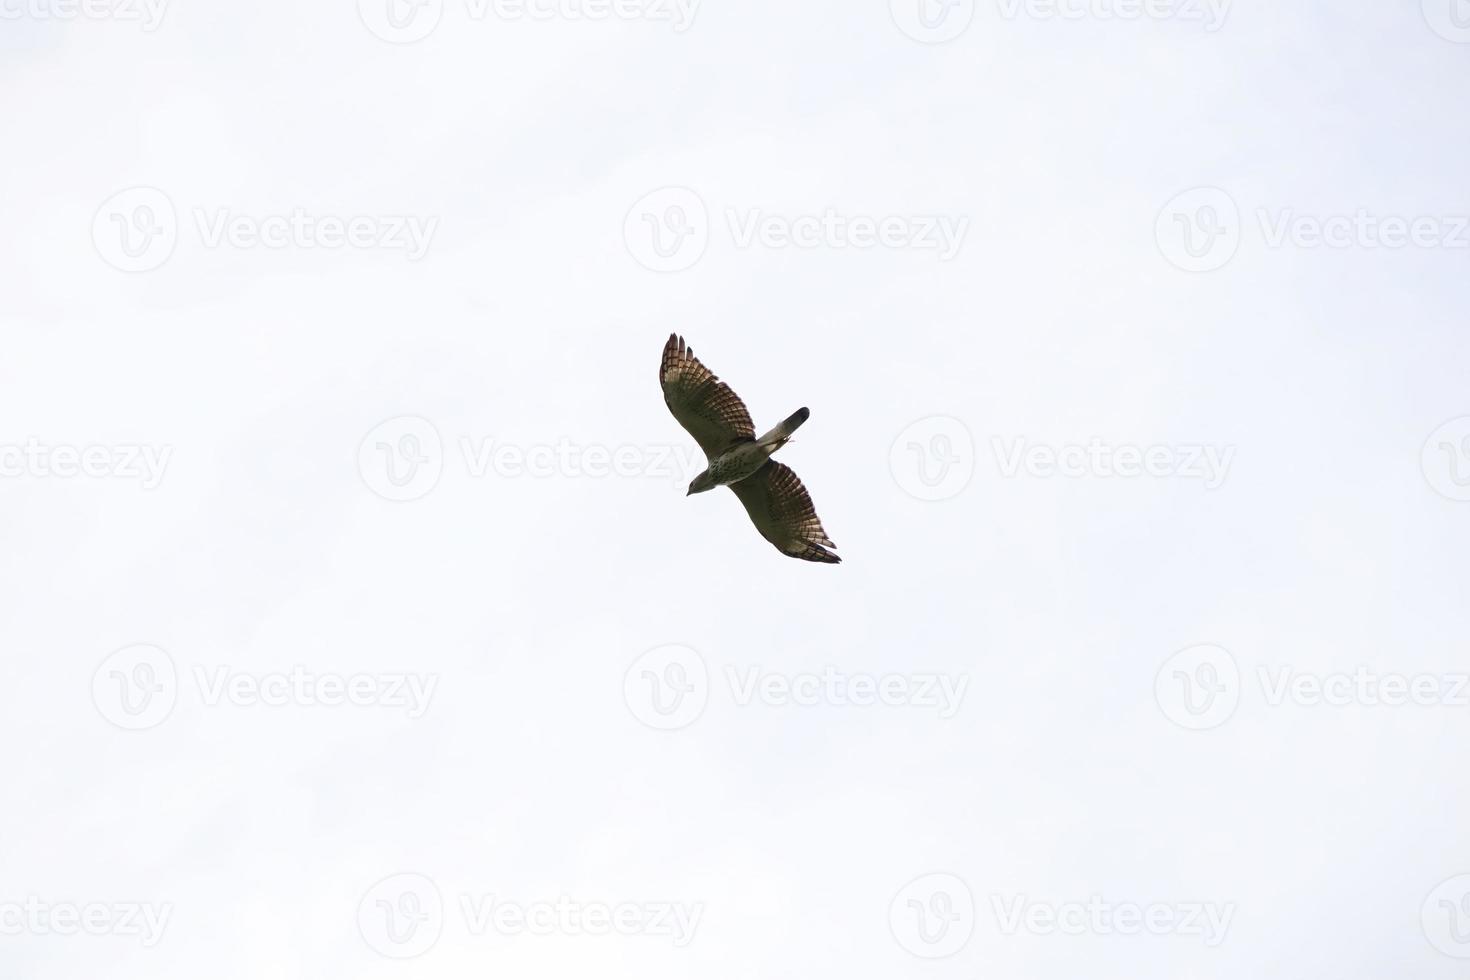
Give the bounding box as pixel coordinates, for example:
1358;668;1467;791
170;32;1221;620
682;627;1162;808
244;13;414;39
687;471;717;496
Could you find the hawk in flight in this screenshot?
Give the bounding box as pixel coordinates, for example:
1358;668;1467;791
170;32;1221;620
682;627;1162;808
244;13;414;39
660;334;840;564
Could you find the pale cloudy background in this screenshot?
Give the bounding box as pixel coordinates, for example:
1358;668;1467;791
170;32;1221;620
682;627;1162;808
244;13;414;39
2;0;1469;977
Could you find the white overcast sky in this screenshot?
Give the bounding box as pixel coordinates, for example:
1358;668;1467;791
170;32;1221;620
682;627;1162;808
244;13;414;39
3;1;1470;978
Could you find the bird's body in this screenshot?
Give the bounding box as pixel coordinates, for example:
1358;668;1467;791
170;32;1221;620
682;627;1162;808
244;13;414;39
689;406;809;492
700;440;773;489
659;334;840;563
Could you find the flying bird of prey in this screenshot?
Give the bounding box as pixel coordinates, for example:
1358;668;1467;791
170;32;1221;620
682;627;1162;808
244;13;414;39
660;334;840;564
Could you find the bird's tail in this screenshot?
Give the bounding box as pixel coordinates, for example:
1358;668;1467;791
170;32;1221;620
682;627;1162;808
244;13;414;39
757;407;810;450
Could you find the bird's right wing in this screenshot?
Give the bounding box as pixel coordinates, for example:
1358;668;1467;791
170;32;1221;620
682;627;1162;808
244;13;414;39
660;334;756;460
728;461;841;564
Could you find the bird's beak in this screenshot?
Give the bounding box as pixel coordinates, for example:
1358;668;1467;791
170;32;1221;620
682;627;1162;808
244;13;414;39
685;487;693;496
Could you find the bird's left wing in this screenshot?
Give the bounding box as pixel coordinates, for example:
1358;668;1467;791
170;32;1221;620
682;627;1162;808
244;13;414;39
728;461;840;564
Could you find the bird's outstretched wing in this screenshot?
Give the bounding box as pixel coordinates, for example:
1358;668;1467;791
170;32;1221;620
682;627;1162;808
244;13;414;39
729;461;840;564
660;333;755;460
